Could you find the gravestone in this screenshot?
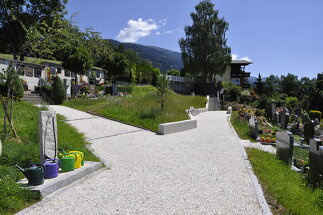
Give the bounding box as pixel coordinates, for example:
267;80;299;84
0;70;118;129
273;111;280;125
89;85;96;97
270;101;276;121
39;111;58;161
248;116;258;139
309;138;323;185
276;131;294;165
71;84;81;97
304;121;315;142
281;108;290;129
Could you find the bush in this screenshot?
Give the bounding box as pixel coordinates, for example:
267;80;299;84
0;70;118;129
35;85;52;98
0;73;24;100
51;76;66;104
95;85;105;92
223;82;242;102
117;85;133;94
285;97;299;112
309;110;322;121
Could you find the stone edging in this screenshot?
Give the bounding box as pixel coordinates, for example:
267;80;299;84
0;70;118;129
158;119;197;135
227;115;273;215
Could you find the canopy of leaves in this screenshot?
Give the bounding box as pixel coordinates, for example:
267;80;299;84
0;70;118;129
179;0;231;82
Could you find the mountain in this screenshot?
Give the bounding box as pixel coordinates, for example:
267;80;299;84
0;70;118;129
108;39;183;72
248;76;268;85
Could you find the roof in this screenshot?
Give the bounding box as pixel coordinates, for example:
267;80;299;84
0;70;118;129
0;53;105;71
231;60;252;65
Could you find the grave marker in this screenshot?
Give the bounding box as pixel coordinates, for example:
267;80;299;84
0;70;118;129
276;131;294;165
39;111;58;161
270;101;276;121
281;108;290;129
248;116;258;139
309;138;323;185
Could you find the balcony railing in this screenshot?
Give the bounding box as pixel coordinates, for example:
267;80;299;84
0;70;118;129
231;72;251;78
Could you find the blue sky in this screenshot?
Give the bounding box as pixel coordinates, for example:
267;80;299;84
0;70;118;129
67;0;323;78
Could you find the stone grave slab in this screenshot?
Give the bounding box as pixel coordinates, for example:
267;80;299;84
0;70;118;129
249;116;258;139
276;131;294;165
281;108;290;129
270;101;276;121
39;111;58;161
309;138;323;185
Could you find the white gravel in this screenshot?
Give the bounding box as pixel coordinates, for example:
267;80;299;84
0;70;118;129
19;106;262;215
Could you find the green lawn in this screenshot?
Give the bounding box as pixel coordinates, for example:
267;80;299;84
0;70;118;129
63;86;207;131
247;148;323;215
230;110;256;142
0;101;98;215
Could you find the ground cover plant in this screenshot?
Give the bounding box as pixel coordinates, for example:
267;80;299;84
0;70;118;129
0;101;98;214
63;86;206;131
246;148;323;215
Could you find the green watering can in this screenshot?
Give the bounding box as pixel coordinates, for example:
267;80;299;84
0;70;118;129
60;154;75;172
16;164;46;186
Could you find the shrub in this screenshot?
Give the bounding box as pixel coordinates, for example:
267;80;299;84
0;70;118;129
117;85;133;94
309;110;322;121
239;90;251;104
51;76;66;104
80;83;90;94
35;85;52;98
285;97;299;112
95;85;105;92
223;81;242;102
0;73;24;100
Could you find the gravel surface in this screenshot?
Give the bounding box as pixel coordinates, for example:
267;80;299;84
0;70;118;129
19;106;262;215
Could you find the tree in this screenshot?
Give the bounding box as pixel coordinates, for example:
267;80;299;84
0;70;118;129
62;45;94;84
102;52;129;82
280;73;300;97
254;73;265;96
179;0;231;82
264;75;280;97
166;69;180;76
0;0;68;60
156;73;170;112
51;76;66;104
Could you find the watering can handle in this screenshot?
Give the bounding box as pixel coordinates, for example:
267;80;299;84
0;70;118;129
43;159;61;167
33;163;46;175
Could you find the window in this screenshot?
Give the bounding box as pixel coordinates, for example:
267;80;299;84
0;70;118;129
17;66;25;76
34;67;41;77
231;78;240;85
96;70;100;78
57;68;62;74
25;67;33;77
50;67;56;75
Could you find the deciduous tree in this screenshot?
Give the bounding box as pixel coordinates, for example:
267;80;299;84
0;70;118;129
179;0;231;82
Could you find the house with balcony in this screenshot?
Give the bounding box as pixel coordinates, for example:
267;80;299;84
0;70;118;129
216;60;252;89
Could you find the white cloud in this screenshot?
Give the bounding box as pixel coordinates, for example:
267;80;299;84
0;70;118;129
231;54;251;62
159;19;167;26
156;31;161;35
164;30;174;34
240;56;252;61
117;18;159;43
231;54;238;60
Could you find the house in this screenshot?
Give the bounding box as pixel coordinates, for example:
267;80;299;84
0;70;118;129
193;59;252;95
217;59;252;89
0;54;106;97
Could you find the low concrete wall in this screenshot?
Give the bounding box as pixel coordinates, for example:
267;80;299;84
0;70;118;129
197;108;208;113
158;119;197;135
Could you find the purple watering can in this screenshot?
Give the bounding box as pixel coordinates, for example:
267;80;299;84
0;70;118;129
43;159;61;179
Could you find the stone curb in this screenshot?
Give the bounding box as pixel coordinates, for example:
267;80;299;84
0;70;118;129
227;115;273;215
158;119;197;135
18;161;102;197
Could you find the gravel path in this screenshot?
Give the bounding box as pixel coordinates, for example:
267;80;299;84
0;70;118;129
20;106;262;215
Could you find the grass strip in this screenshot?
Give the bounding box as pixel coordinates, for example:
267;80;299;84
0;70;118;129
0;101;98;214
246;148;323;215
63;86;206;132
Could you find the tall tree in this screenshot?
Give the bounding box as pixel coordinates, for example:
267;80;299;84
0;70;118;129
0;0;68;60
62;45;94;84
179;0;231;82
254;73;265;96
280;73;300;97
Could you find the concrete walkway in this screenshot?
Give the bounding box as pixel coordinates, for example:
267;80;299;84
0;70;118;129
19;106;263;215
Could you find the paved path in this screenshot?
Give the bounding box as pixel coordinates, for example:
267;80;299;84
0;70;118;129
20;106;262;215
